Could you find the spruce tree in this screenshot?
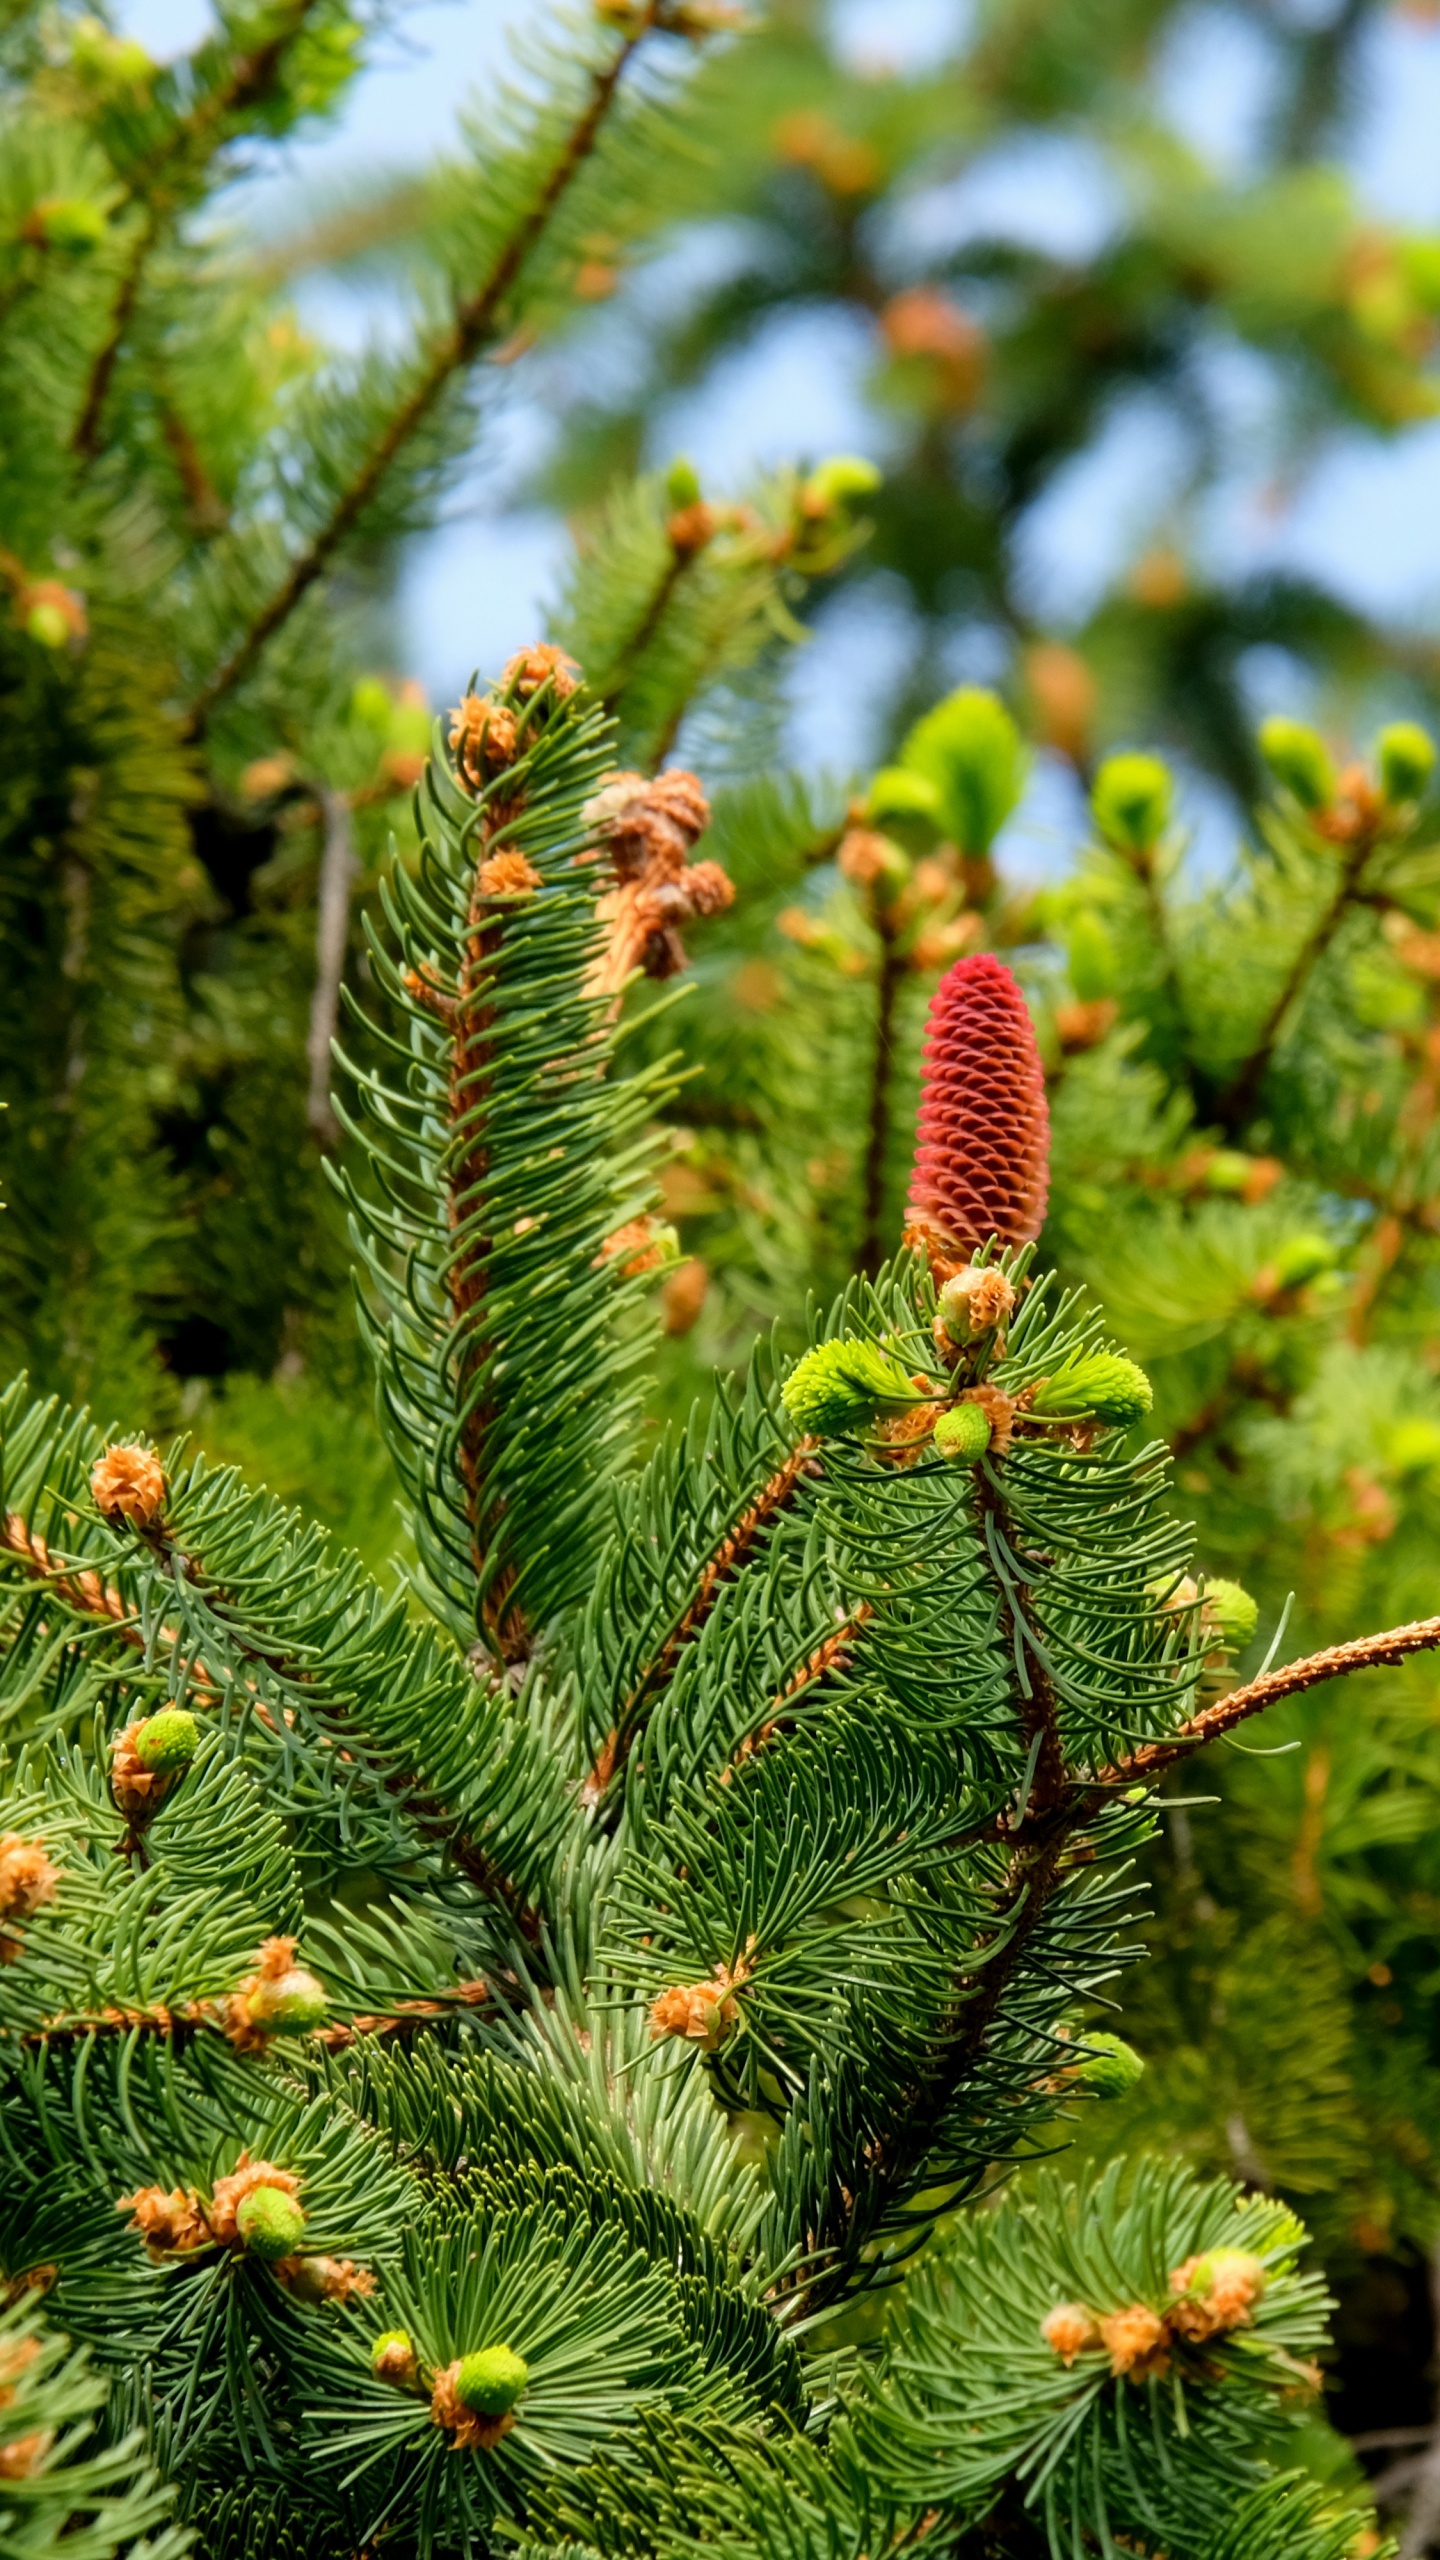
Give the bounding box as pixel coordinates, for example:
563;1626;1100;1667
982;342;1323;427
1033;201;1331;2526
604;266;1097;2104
0;647;1426;2554
638;666;1440;2520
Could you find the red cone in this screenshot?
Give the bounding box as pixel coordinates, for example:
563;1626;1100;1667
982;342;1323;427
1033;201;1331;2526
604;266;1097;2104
905;953;1049;1268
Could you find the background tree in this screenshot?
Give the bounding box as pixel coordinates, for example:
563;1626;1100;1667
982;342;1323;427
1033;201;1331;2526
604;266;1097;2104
524;0;1440;785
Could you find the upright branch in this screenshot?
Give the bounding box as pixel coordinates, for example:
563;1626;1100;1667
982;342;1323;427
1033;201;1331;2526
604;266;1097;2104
70;0;327;460
1219;762;1390;1129
187;10;666;731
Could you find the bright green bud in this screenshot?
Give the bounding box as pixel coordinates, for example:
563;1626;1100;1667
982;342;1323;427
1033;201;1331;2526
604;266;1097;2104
69;19;153;87
1090;752;1172;855
933;1402;991;1462
1029;1353;1152;1426
1202;1150;1255;1196
1072;2031;1144;2097
665;455;702;509
865;766;944;846
804;453;882;511
351;675;392;730
1385;1417;1440;1476
455;2344;529;2418
1269;1232;1334;1291
33;197;107;249
132;1708;199;1775
235;2187;306;2260
1202;1579;1258;1650
782;1338;918;1435
249;1965;328;2033
25;601;71;650
900;687;1026;857
1259;716;1335;812
1377;721;1436;805
1066;909;1118;1002
1400;238;1440;313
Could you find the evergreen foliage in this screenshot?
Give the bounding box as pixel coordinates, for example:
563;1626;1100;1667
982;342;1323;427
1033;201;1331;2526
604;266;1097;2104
0;653;1423;2553
0;0;863;1422
644;668;1440;2526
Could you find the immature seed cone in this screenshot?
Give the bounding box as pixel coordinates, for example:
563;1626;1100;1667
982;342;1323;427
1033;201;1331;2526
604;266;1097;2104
90;1443;166;1528
905;955;1049;1272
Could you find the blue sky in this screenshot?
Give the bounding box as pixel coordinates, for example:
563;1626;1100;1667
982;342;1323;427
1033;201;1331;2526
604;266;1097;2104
116;0;1440;841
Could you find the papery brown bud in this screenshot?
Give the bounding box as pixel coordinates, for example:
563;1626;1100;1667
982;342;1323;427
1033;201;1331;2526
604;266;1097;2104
90;1444;165;1528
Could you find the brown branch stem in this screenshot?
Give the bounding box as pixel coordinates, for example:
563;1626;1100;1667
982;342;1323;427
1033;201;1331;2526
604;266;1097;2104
858;914;903;1277
71;0;327;462
187;14;657;732
584;1434;822;1801
1219;834;1374;1130
305;787;357;1143
1088;1614;1440;1798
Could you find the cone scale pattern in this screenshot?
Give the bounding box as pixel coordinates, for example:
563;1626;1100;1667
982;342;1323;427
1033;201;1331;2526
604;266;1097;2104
905;954;1049;1266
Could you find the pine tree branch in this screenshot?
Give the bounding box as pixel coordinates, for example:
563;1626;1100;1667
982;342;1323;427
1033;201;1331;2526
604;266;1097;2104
1217;832;1375;1129
1;1500;543;1941
70;0;327;460
186;10;662;732
1089;1615;1440;1795
305;788;356;1144
14;1979;493;2048
71;216;155;461
584;1433;821;1800
858;918;903;1278
599;546;694;726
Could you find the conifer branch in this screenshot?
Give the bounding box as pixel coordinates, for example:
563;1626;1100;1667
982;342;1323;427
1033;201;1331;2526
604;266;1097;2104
2;1497;543;1940
305;789;356;1144
186;11;662;730
1218;832;1375;1128
71;0;327;460
1095;1614;1440;1791
13;1978;494;2048
859;917;903;1277
586;1433;822;1799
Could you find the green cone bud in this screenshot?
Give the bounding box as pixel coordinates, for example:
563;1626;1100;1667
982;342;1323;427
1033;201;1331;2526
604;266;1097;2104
1203;1150;1256;1196
1091;753;1172;855
1269;1232;1334;1292
248;1965;328;2033
782;1338;919;1435
665;455;702;509
1259;716;1335;812
455;2344;529;2418
1385;1417;1440;1476
933;1403;991;1462
1377;721;1436;806
865;765;944;842
899;687;1026;857
1029;1353;1152;1425
1072;2031;1145;2097
235;2187;306;2261
804;453;881;511
1066;909;1118;1001
25;601;72;650
1202;1579;1258;1650
33;197;107;249
132;1708;199;1775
